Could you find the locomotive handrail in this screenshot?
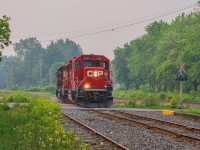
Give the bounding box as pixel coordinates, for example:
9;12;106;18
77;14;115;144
75;77;87;97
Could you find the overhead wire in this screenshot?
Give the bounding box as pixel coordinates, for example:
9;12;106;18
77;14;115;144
11;3;196;42
37;3;197;43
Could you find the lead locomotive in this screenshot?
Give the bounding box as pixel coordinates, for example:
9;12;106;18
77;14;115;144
56;54;113;107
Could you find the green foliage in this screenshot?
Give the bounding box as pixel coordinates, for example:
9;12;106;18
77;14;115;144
0;93;88;149
178;108;200;115
126;99;136;107
170;97;178;108
2;38;82;89
6;92;31;103
142;94;160;106
0;16;11;51
113;89;146;100
26;85;55;94
0;103;10;111
114;89;200;104
112;44;133;89
159;92;166;100
112;12;200;93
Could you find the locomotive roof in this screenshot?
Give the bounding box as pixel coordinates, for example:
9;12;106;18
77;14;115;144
70;54;109;62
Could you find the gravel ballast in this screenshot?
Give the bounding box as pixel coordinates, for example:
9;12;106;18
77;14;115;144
63;109;200;150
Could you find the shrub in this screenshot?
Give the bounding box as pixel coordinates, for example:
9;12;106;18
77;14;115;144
26;86;55;94
183;94;196;102
0;96;87;149
6;92;31;103
159;92;166;100
170;97;178;108
43;86;55;94
142;94;160;106
0;103;10;111
127;99;136;107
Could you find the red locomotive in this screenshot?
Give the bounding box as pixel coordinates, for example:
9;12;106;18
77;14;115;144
56;54;113;107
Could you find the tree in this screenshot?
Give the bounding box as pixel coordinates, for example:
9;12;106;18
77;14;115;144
112;43;132;89
43;39;83;76
13;38;44;86
0;16;11;61
113;12;200;93
4;38;83;88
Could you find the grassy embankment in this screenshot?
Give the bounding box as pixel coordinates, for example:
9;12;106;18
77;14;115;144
0;91;88;150
113;89;200;115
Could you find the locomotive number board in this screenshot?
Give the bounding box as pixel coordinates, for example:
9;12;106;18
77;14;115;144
82;56;91;60
95;57;102;60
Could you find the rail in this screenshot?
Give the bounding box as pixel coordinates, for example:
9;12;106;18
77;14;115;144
92;110;200;145
62;112;129;150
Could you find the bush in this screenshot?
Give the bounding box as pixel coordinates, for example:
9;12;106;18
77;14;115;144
25;86;55;94
142;94;160;106
6;92;31;103
159;92;166;100
0;103;10;111
43;86;55;93
183;94;196;102
127;99;136;107
0;96;88;149
170;97;178;108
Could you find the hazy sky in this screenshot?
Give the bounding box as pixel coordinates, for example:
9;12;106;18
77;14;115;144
0;0;198;59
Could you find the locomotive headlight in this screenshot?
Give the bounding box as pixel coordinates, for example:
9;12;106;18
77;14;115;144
104;72;108;76
94;71;98;77
84;84;90;89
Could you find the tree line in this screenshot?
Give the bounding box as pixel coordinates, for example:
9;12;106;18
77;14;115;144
0;38;82;88
112;12;200;93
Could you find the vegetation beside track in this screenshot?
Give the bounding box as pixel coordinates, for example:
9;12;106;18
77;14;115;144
178;108;200;115
113;89;200;115
0;91;88;150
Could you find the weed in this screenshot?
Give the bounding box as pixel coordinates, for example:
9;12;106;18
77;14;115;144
170;97;178;108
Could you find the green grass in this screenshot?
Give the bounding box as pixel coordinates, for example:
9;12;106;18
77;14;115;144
113;89;200;103
178;108;200;115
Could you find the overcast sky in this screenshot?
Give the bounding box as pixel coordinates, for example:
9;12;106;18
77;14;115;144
0;0;198;59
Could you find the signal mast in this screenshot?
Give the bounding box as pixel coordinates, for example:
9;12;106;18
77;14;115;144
175;63;188;109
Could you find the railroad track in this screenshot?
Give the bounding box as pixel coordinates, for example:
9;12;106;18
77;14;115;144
62;112;129;150
92;110;200;145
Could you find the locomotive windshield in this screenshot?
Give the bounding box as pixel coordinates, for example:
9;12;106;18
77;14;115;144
84;61;92;67
83;61;102;67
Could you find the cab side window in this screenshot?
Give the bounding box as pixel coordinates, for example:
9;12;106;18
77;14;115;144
104;61;109;70
76;61;81;70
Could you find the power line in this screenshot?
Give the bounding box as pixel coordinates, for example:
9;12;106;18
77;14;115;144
37;3;197;43
11;3;196;40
